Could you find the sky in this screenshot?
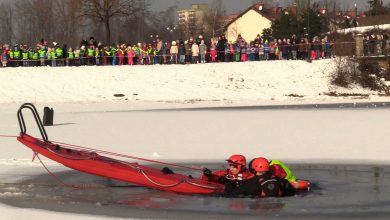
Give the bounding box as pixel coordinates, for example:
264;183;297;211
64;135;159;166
150;0;390;13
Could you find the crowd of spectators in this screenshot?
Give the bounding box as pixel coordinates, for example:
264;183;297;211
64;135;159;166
1;34;337;68
363;33;390;56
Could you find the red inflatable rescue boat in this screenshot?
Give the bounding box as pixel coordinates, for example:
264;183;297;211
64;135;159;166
17;103;225;195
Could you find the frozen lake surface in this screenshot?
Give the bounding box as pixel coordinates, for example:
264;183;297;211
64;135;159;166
1;163;389;219
1;103;390;219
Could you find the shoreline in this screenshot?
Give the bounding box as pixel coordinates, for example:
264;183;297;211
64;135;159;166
2;98;390;113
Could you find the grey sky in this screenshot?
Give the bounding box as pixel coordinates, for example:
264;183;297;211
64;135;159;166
150;0;390;13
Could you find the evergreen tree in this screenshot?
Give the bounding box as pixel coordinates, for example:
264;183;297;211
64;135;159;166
299;5;328;38
368;0;386;16
261;28;272;42
271;12;299;39
270;3;329;40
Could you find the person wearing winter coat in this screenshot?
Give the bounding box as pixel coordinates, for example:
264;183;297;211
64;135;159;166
178;40;186;64
291;39;298;60
67;47;75;66
47;47;56;67
249;43;256;61
160;42;167;64
185;41;192;64
210;43;217;62
85;44;95;65
95;47;102;65
132;44;140;64
258;43;265;61
139;43;147;65
234;43;240;62
263;41;270;60
298;38;308;60
170;41;178;64
224;43;231;62
1;48;8;67
199;40;207;64
74;48;81;66
156;39;163;64
240;43;247;62
217;35;227;62
191;42;199;64
126;46;135;65
117;45;125;65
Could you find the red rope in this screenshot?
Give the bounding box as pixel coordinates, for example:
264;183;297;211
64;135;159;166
35;153;80;189
1;133;203;171
0;134;18;138
49;139;203;171
35;152;108;189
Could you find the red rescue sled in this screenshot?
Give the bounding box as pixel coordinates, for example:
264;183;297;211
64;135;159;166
17;103;225;195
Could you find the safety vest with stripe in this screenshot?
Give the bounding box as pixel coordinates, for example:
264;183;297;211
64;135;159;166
87;48;94;57
38;50;46;59
22;51;29;60
68;51;74;59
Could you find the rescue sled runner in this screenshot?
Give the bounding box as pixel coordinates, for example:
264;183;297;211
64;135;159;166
17;103;225;194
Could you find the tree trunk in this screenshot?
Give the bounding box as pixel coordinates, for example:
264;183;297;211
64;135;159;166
105;20;111;45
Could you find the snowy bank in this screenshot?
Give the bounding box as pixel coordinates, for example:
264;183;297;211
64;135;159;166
0;59;381;106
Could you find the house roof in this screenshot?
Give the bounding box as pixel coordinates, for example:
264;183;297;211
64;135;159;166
224;5;275;31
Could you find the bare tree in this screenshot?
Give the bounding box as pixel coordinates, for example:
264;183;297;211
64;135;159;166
53;0;83;47
13;0;55;45
146;5;179;42
0;2;14;44
79;0;137;44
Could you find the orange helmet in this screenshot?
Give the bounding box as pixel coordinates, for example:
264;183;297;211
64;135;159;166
251;157;269;173
226;154;246;170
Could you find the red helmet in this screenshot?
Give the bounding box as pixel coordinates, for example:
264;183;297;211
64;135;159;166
251;157;269;173
226;154;246;170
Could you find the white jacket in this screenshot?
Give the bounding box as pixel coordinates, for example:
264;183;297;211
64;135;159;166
170;45;178;54
191;44;199;56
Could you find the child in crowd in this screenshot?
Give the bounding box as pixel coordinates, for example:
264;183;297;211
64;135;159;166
259;43;265;61
234;43;240;62
117;45;124;65
1;49;8;67
241;43;247;62
210;43;217;62
199;40;207;64
126;46;135;65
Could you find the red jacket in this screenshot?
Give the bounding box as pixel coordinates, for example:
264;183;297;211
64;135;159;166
202;169;253;183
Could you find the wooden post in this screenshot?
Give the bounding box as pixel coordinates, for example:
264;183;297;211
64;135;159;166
355;34;364;57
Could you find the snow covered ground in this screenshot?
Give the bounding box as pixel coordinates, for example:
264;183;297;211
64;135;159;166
0;59;382;105
1;60;390;219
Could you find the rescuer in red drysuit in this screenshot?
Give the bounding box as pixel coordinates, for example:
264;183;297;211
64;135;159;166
202;154;254;187
225;157;296;197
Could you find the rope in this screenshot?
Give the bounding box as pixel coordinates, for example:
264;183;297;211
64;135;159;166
47;139;203;171
0;134;18;138
139;170;185;188
117;158;219;190
35;153;80;189
35;152;108;190
0;133;202;171
0;133;203;172
120;160;218;190
47;147;98;160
